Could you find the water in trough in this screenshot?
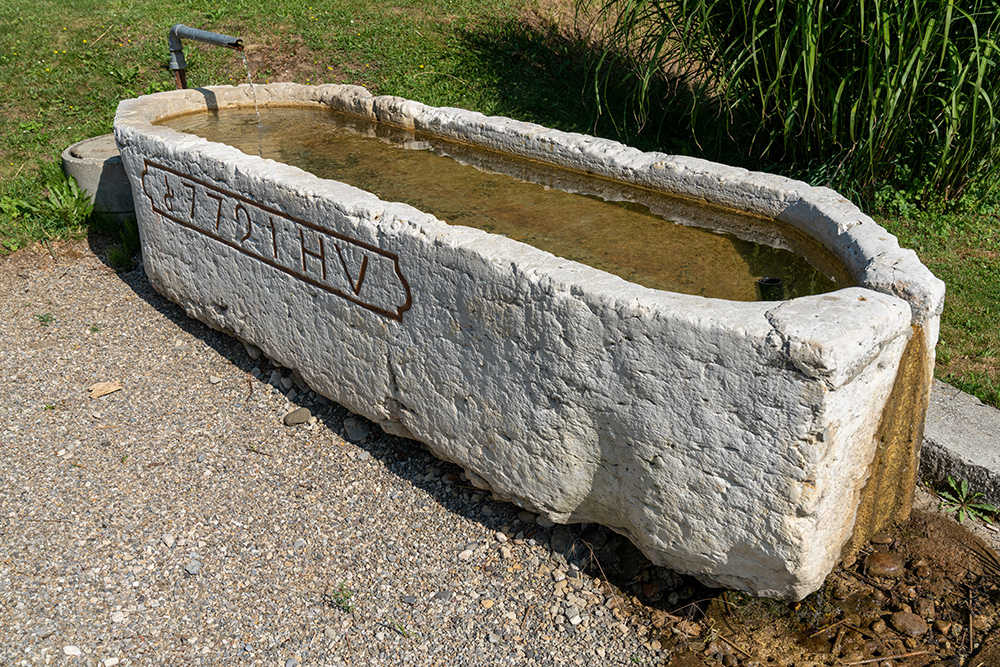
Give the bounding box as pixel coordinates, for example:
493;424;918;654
160;107;852;302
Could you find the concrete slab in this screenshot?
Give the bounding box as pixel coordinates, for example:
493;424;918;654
921;379;1000;504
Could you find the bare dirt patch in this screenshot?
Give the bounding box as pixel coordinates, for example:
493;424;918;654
227;31;372;89
941;355;999;379
601;492;1000;667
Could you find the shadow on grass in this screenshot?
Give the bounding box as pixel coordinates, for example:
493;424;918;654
450;12;707;157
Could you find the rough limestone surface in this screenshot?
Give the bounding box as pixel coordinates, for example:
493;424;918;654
114;84;944;600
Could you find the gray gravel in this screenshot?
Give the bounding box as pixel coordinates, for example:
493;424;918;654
0;242;679;666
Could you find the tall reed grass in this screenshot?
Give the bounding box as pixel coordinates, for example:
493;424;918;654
587;0;1000;203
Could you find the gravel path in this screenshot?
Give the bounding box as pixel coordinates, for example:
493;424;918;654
0;241;669;666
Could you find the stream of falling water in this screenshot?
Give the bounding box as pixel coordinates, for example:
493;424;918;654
238;52;264;155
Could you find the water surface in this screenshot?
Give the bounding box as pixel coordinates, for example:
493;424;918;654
160;107;852;301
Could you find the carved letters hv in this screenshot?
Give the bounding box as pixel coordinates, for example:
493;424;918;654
140;160;412;321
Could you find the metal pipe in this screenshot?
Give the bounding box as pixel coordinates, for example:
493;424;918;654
168;24;244;89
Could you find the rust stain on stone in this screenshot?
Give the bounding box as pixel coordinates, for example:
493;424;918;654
843;326;931;558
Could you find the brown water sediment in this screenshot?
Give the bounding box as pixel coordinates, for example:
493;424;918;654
843;328;932;558
160;107;852;302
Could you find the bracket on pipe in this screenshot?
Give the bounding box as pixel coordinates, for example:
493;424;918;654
168;24;244;89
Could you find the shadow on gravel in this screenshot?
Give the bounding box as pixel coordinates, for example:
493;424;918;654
86;230;718;630
81;13;723;634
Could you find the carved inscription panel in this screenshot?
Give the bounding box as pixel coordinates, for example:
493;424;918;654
140;160;412;321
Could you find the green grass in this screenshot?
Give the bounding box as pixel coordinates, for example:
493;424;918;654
880;205;1000;406
584;0;1000;203
324;583;355;612
1;0;998;407
937;475;998;523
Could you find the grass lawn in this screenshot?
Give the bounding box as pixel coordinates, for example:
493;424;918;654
1;0;997;407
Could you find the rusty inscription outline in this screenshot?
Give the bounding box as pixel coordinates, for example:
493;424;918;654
141;159;412;322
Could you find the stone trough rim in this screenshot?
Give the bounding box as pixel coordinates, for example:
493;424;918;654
114;82;944;332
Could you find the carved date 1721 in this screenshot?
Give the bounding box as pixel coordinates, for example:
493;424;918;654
140;160;412;321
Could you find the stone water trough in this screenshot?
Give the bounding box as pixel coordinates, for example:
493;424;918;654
113;83;944;600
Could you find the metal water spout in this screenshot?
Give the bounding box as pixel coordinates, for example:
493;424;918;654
168;24;244;89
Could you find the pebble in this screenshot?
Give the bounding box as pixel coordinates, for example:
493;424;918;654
243;342;263;360
870;532;894;545
343;417;370;441
209;375;223;384
890;611;929;636
63;646;82;656
103;658;120;667
677;620;702;638
458;549;474;561
866;551;905;578
536;515;555;529
161;533;175;548
111;611;125;623
293;539;305;549
285;658;299;667
933;620;953;634
283;407;312;426
184;559;202;576
551;525;574;553
324;626;337;639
